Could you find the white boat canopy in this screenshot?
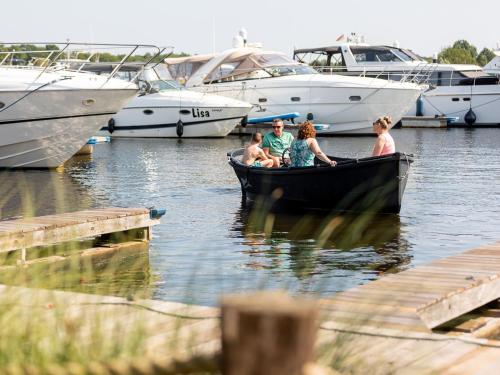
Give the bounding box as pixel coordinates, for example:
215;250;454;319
166;48;316;85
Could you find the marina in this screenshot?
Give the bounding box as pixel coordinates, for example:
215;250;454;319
1;2;500;371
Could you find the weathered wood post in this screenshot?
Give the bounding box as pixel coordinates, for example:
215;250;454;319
221;291;319;375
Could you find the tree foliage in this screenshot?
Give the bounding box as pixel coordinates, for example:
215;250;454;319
438;47;477;65
438;40;495;66
477;48;496;67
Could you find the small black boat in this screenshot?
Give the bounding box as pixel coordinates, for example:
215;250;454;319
227;149;413;214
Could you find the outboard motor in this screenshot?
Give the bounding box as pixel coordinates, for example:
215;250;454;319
176;119;184;137
464;109;476;126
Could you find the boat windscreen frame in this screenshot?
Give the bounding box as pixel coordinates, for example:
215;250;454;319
204;51;317;84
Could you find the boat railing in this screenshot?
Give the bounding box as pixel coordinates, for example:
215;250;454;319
313;63;499;87
0;42;166;86
312;63;439;85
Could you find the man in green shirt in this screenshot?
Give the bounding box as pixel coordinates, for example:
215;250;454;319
262;119;294;167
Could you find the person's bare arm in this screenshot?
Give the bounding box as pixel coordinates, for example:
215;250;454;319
372;135;385;156
309;139;336;166
258;148;269;160
262;147;271;158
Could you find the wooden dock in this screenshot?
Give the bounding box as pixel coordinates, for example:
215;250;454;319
319;240;500;374
1;232;500;373
0;207;162;267
401;116;448;128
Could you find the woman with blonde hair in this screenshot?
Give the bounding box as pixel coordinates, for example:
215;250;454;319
372;116;395;156
289;121;337;167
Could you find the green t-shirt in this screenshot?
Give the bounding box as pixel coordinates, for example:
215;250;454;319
262;131;294;157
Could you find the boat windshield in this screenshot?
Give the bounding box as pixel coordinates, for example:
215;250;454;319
204;52;317;83
139;65;182;91
350;46;420;63
149;79;182;91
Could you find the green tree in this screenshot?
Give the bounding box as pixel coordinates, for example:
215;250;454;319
477;48;496;66
438;47;477;65
452;40;477;58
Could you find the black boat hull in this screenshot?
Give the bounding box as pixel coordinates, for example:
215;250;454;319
228;150;412;214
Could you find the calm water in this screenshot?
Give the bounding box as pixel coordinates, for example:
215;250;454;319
1;128;500;305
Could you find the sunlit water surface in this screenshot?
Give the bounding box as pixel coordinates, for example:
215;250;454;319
1;128;499;305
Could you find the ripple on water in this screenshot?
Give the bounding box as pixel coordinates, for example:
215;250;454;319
1;130;499;305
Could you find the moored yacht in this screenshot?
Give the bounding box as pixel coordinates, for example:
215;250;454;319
484;50;500;77
0;43;157;168
165;47;423;134
294;36;500;125
95;64;252;138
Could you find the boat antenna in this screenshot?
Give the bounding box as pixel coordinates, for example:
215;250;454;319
212;16;216;53
239;28;248;47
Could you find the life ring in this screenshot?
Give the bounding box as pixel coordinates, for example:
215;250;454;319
176;119;184;137
108;118;115;134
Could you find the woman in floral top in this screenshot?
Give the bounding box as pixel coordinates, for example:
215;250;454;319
290;121;337;167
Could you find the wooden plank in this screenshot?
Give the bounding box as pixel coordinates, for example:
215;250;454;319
338;288;443;302
323;309;424;329
388;271;495;282
429;259;500;269
327;294;424;309
0;213;159;253
407;267;499;278
417;277;500;329
441;347;500;375
357;282;468;295
0;208;150;236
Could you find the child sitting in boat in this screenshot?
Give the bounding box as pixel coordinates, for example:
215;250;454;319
372;116;396;156
289;121;337;167
242;132;273;168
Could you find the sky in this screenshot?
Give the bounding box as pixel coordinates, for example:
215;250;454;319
2;0;499;57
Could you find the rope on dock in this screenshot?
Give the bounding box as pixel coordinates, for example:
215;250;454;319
79;301;220;320
2;353;220;375
319;324;500;349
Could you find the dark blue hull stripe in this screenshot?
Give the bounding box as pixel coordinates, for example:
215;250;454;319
100;115;245;131
0;112;116;126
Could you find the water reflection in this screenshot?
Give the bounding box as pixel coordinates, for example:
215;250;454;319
234;200;411;280
0;242;154;299
0;156;153;299
0;166;97;219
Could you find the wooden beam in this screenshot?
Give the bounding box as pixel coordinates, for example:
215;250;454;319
221;291;318;375
0;208;160;253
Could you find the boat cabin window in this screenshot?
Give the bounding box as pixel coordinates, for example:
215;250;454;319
427;71;470;86
167;61;205;83
402;49;425;62
204;52;316;83
294;48;346;72
350;46;416;63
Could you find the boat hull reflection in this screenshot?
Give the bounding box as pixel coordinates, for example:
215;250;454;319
234;202;411;278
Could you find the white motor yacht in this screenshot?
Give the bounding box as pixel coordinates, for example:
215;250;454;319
165;48;423;134
484;51;500;77
0;43;157;168
96;65;252;138
294;36;500;126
